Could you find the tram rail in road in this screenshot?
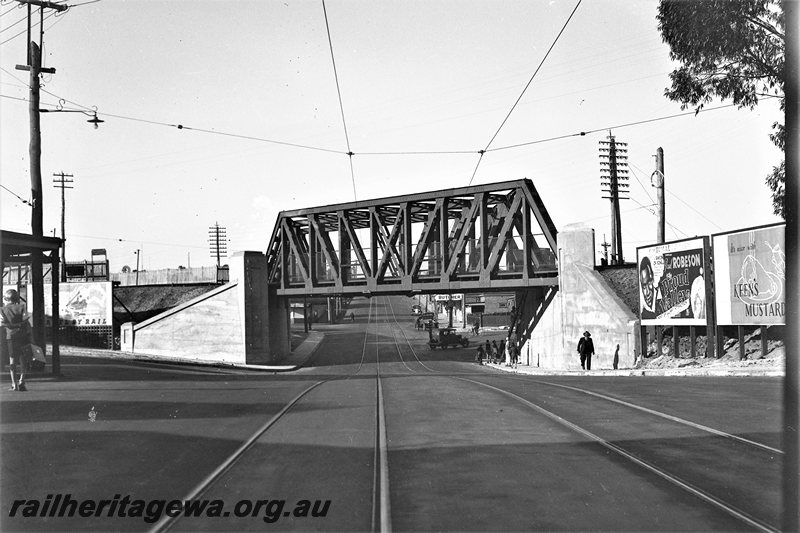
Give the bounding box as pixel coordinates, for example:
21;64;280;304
0;295;784;532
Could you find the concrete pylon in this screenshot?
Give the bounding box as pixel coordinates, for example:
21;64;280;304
229;251;290;364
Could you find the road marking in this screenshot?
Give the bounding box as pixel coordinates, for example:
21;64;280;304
456;377;779;533
533;380;784;456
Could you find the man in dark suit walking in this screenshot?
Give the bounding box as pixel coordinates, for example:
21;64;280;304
577;330;595;370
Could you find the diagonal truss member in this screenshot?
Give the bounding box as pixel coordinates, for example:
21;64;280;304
266;179;559;296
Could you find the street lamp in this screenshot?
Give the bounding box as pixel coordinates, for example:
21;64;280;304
39;101;104;129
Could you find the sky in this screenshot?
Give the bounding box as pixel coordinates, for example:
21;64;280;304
0;0;784;272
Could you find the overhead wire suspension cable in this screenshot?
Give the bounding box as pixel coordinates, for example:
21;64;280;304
468;0;583;185
322;0;358;200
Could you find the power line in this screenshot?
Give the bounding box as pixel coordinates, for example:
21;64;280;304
666;188;724;230
1;91;767;167
0;9;53;45
67;233;212;250
627;162;655;204
483;0;583;152
469;0;582;185
0;182;32;205
487;102;742;152
0;3;24;16
0;13;27;32
356;149;480;156
321;0;357;200
629;159;724;230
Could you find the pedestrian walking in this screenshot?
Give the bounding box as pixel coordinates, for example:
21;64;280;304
1;289;31;391
577;330;595;370
476;345;485;365
491;340;499;364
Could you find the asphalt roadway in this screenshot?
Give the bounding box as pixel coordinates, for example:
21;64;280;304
1;296;784;532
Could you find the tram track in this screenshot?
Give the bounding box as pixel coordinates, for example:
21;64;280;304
454;376;780;533
152;297;395;533
152;296;779;532
378;295;780;531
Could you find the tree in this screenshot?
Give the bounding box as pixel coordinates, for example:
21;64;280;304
657;0;785;218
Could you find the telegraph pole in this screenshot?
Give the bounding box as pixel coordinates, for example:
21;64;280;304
13;0;66;354
600;235;611;265
52;172;73;281
134;249;140;286
653;147;666;243
208;223;228;268
599;133;629;264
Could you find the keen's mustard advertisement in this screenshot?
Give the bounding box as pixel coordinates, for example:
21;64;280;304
713;224;785;326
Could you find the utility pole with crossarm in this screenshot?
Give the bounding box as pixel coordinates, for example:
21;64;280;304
14;0;67;354
52;172;73;281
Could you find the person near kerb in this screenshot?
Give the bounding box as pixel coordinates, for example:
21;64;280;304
639;255;658;320
491;340;499;363
577;330;595;370
476;345;485;365
1;289;31;392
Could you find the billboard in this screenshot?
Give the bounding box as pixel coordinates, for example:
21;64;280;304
712;223;785;326
636;237;709;326
43;281;113;327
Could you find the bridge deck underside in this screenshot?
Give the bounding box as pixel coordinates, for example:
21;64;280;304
266;179;559;297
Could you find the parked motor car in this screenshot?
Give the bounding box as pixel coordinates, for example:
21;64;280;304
415;312;437;330
411;304;422;314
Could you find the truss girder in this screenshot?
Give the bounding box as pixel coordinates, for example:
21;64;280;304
266;179;558;296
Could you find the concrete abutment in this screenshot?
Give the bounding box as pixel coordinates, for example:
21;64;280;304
121;251;291;365
515;224;640;370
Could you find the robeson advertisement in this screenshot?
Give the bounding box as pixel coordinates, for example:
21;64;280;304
637;237;709;326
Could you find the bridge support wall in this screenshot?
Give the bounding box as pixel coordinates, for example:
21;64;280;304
519;224;639;370
121;251;290;365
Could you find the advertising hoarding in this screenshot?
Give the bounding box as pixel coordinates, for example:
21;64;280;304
712;223;785;326
636;237;709;326
43;281;113;327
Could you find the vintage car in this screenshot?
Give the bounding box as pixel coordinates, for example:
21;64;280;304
428;327;469;349
415;312;438;330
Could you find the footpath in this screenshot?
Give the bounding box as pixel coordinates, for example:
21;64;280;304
483;355;785;377
33;330;325;375
25;327;784;378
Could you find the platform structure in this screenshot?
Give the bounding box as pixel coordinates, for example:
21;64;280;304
266;179;559;297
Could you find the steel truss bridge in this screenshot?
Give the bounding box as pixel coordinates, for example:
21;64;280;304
266;179;559;296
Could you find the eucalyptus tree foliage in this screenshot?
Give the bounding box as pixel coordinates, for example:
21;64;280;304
657;0;785;218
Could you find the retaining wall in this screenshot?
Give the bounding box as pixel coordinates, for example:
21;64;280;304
520;224;640;370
